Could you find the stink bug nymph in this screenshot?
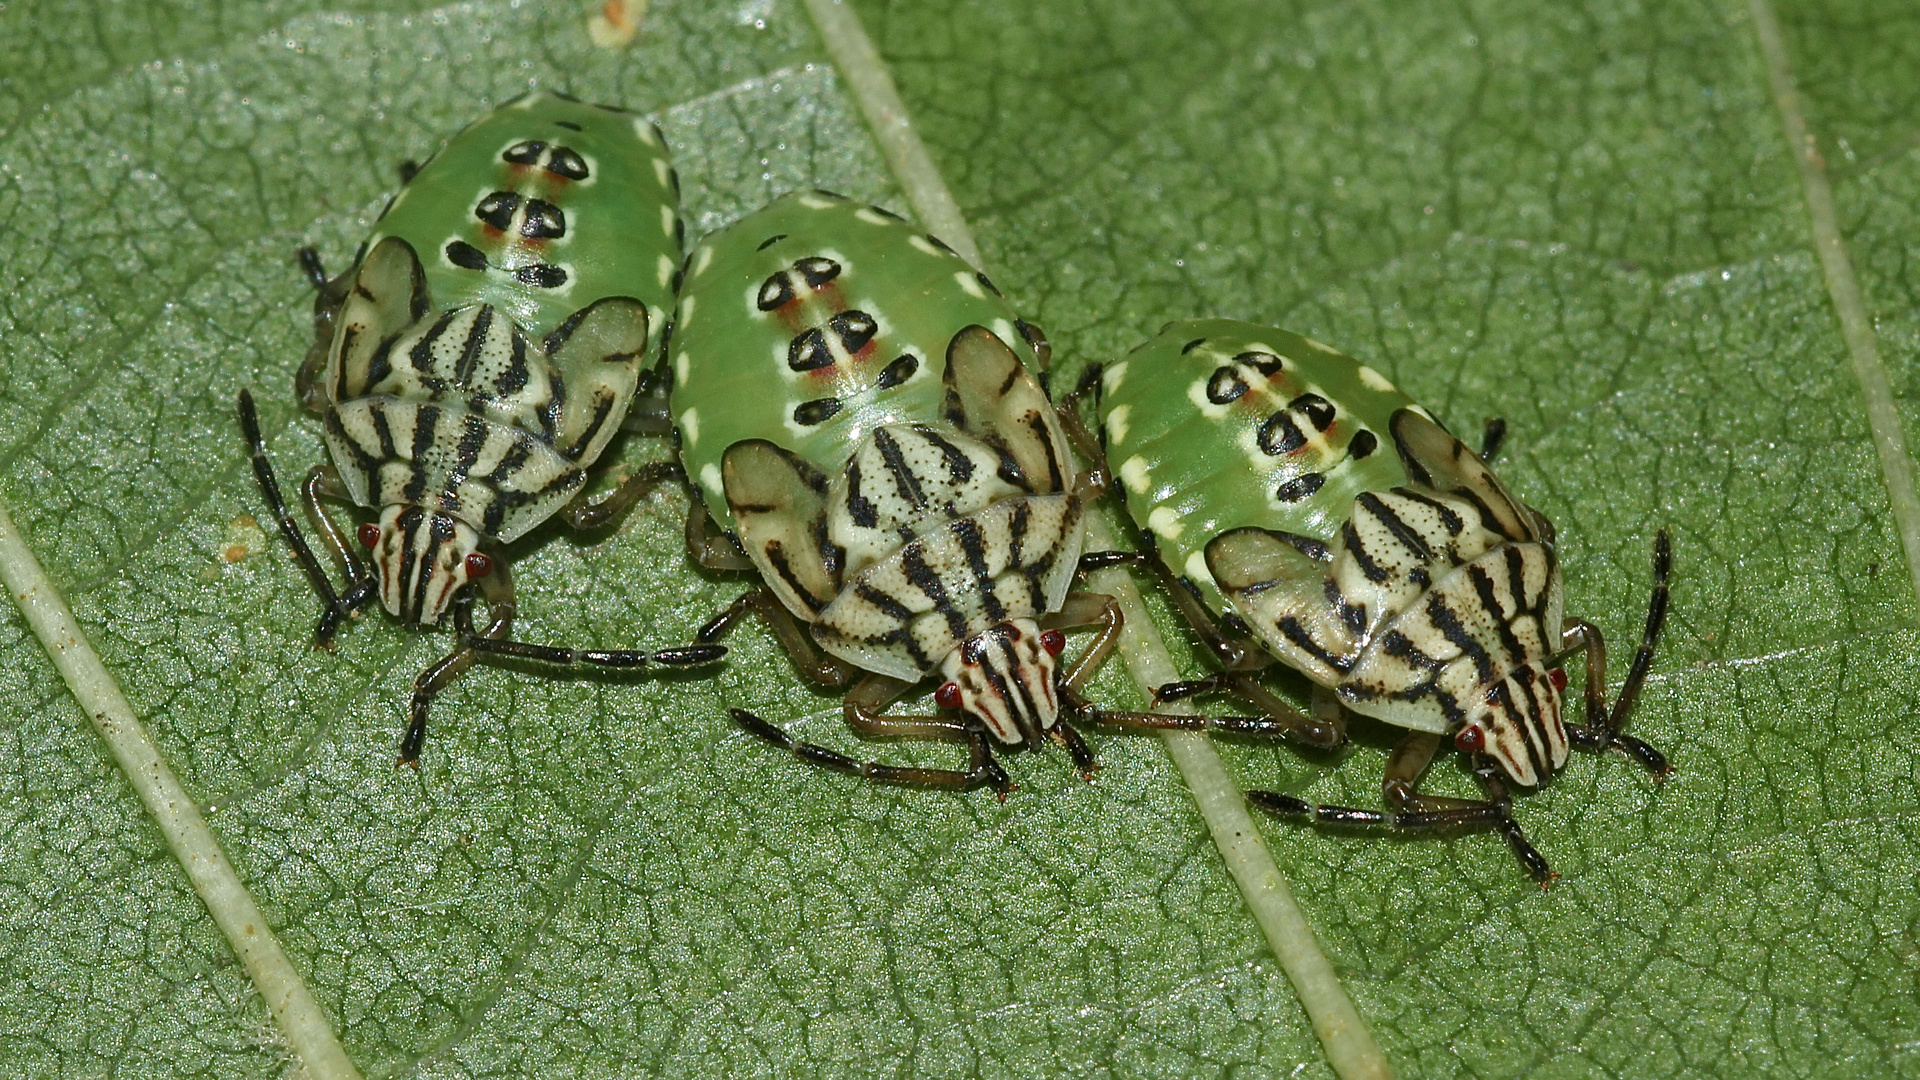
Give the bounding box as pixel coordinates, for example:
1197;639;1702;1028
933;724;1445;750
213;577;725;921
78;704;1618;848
669;194;1284;791
1065;319;1671;882
240;91;721;764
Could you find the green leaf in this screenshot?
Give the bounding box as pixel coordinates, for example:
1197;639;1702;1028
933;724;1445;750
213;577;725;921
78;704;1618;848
2;0;1916;1077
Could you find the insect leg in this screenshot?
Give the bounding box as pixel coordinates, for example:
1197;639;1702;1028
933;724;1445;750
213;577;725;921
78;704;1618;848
696;587;855;687
1247;732;1556;884
1559;529;1673;777
730;673;1013;795
397;567;518;766
684;503;755;571
557;460;685;531
237;390;358;646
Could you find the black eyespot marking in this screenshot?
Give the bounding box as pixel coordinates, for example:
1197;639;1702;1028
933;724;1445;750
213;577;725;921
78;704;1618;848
831;310;877;354
502;140;545;164
520;198;566;239
813;188;847;200
1236;350;1285;377
1206;366;1248;404
1257;410;1305;455
1291;393;1337;432
758;273;795;311
757;233;787;251
787;328;832;371
673;217;686;245
1181;338;1207;354
667;167;681;196
976;272;1001;297
554;120;583;131
925;234;958;256
1349;429;1378;459
793;397;842;425
445;240;489;270
474;191;521;231
1275;473;1326;502
546;147;589;180
795;256;841;287
515;263;568;288
877;353;919;388
867;204;906;222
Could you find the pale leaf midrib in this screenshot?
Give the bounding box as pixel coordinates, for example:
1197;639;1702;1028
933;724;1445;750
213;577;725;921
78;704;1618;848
1748;0;1920;613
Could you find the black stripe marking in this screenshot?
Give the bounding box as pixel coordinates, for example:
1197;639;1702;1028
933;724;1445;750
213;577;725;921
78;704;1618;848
1357;492;1433;562
454;305;494;386
1342;521;1391;583
404;405;440;503
1278;616;1352;674
563;392;616;460
955;517;1003;623
765;542;827;614
902;544;969;645
916;426;975;489
1472;558;1529;668
844;460;878;528
1428;589;1495;683
412;310;460;374
1391;487;1466;537
873;427;927;510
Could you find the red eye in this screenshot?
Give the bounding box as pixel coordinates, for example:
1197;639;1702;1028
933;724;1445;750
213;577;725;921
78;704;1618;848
1548;667;1568;692
357;522;381;549
1040;629;1066;656
1454;725;1486;753
465;552;494;579
934;682;962;710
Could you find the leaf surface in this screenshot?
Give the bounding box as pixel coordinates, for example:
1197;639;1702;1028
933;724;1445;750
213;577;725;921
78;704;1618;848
1;0;1917;1077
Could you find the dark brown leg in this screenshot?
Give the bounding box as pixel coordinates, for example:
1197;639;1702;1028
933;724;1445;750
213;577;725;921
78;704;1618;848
1559;529;1673;777
1479;417;1508;462
696;587;854;687
557;460;685;531
685;502;755;572
731;673;1013;794
1246;730;1556;884
237;390;371;647
401;565;518;767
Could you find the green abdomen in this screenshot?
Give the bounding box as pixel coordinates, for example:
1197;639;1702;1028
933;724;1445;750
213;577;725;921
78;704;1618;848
1098;319;1422;614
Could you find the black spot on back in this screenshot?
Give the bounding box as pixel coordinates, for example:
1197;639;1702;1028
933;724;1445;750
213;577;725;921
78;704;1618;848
925;234;958;256
445;240;489;270
756;233;787;251
1291;393;1337;432
554;120;583;131
793;397;842;426
546;147;589;180
758;272;796;311
795;256;841;287
877;353;919;388
1206;366;1248;404
1275;473;1326;502
1181;338;1207;354
520;199;566;239
474;191;521;231
1236;350;1285;377
787;328;832;371
502;140;545;164
1349;429;1378;459
1257;410;1305;455
831;310;877;354
514;263;568;288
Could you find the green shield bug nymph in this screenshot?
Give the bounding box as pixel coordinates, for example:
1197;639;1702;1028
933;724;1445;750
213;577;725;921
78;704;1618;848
670;193;1270;792
1067;319;1671;882
240;91;723;765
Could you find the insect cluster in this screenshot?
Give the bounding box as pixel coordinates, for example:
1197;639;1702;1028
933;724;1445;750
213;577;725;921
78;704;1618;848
243;94;1670;882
